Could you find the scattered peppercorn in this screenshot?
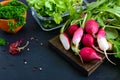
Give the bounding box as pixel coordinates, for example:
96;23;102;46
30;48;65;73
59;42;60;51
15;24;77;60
32;66;38;71
39;67;42;71
30;37;34;40
32;66;43;71
27;48;30;51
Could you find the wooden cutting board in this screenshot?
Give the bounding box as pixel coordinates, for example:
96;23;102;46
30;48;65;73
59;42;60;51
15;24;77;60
48;35;106;76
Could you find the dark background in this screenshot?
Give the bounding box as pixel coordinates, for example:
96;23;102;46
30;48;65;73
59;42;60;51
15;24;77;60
0;0;120;80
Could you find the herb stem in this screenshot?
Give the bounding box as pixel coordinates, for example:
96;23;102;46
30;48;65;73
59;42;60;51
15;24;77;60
105;25;120;30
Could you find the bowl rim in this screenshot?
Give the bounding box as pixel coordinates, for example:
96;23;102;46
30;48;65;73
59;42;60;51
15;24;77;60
31;7;70;21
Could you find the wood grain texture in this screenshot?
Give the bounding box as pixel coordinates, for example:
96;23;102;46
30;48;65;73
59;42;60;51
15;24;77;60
49;35;106;76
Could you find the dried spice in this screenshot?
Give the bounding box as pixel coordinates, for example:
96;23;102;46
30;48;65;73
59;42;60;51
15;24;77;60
32;66;38;71
32;66;43;71
23;59;28;64
9;39;29;55
39;67;42;71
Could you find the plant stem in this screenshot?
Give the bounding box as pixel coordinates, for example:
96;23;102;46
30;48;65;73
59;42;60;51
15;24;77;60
81;13;87;28
105;25;120;30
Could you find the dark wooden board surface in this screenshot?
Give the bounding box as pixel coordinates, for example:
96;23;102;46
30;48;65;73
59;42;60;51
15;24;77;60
49;35;106;76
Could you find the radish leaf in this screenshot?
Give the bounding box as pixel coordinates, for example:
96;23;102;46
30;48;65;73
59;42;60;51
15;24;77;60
105;28;118;39
112;37;120;58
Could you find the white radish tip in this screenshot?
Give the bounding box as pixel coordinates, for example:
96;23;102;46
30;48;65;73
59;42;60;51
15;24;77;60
59;33;70;50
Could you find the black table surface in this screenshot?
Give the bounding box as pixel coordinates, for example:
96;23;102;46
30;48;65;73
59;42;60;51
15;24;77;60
0;0;120;80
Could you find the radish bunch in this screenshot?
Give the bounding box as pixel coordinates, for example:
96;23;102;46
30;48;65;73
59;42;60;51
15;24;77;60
59;19;116;64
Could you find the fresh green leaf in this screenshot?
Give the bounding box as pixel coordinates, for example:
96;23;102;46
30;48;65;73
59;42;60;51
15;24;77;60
86;0;106;11
116;0;120;6
114;42;120;58
27;0;83;26
105;28;118;39
0;38;6;46
53;13;62;24
97;16;105;27
112;37;120;58
45;1;52;10
101;7;120;17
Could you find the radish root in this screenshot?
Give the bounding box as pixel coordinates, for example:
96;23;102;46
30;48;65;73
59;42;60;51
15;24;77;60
92;45;118;55
92;45;104;54
18;41;29;51
104;50;116;65
79;54;84;64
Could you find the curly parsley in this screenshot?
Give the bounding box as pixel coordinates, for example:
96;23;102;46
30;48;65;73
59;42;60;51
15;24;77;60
0;0;28;32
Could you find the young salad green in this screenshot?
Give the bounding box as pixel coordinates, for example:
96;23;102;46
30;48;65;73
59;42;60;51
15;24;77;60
26;0;83;24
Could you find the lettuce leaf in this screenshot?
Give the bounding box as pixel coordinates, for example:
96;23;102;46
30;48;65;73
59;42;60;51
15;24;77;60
27;0;83;24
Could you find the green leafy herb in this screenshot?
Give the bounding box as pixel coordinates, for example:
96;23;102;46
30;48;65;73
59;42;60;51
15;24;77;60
26;0;83;25
0;0;28;32
0;38;6;46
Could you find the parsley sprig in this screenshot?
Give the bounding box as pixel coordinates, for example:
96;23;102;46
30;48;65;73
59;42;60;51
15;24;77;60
0;0;28;32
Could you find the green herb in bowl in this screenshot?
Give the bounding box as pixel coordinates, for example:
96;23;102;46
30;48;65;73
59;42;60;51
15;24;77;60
0;0;28;33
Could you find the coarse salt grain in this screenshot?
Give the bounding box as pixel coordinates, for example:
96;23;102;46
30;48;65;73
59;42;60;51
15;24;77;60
27;48;30;51
39;67;42;71
40;43;43;46
30;37;34;40
24;61;27;64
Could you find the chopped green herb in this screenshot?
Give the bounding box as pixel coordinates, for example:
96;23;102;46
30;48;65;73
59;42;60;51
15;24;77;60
0;0;28;32
0;38;6;46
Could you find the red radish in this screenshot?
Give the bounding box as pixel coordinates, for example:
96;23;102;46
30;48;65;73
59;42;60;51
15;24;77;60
72;27;84;45
82;34;104;53
71;13;87;48
67;24;79;36
82;33;116;55
85;19;99;36
97;29;116;65
82;34;94;47
72;27;84;52
59;33;70;50
79;47;102;62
